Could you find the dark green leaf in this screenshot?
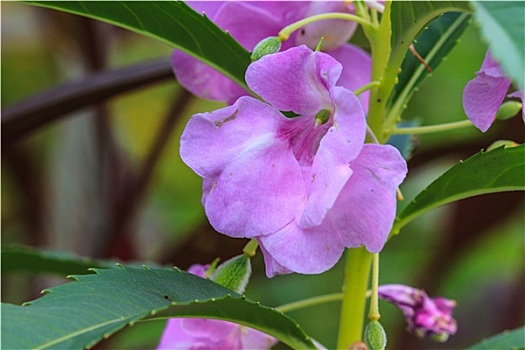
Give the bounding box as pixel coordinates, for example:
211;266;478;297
389;12;470;119
1;266;315;350
471;1;525;90
1;245;108;276
395;144;525;232
467;327;525;350
1;245;162;276
390;1;471;63
24;1;251;91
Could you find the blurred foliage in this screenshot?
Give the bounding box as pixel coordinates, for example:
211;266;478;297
2;3;523;350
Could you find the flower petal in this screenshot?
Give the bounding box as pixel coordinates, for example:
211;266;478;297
328;45;372;110
181;97;305;238
246;46;342;115
258;240;294;277
295;2;357;51
187;2;226;18
181;97;277;177
157;319;209;349
241;327;279;349
299;87;366;228
172;52;247;104
379;284;457;339
181;319;237;339
321;144;407;253
172;2;290;104
214;2;286;49
258;221;346;275
463;52;512;132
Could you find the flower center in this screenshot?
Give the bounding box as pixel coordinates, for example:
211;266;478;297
314;108;331;127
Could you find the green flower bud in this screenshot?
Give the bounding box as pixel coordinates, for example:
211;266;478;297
430;332;450;343
251;36;282;62
486;139;519;152
210;255;252;294
364;320;387;350
496;101;522;121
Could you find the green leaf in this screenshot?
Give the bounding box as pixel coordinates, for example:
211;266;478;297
389;12;470;120
395;144;525;231
467;327;525;350
390;1;471;62
1;245;108;276
471;1;525;90
1;245;163;276
24;1;251;91
1;266;315;350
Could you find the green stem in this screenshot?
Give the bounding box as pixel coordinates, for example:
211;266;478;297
368;254;380;321
390;120;474;135
354;81;381;96
364;1;394;142
337;247;373;349
275;293;343;313
279;13;373;41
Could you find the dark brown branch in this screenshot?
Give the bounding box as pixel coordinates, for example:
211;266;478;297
107;89;193;258
2;58;174;145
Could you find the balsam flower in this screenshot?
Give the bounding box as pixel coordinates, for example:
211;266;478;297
378;284;457;341
463;51;523;132
180;46;407;277
172;2;370;106
157;264;277;350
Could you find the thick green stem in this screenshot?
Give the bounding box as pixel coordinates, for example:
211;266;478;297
365;1;394;142
337;247;373;349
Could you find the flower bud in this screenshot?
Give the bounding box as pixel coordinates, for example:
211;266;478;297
487;139;519;152
496;101;522;120
251;36;282;62
378;284;457;341
364;320;387;350
210;254;252;294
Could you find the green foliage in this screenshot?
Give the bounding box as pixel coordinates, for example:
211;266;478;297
1;266;315;350
211;255;252;294
1;245;108;276
395;144;525;231
24;1;251;91
467;327;525;350
390;12;470;120
389;1;471;68
471;1;525;90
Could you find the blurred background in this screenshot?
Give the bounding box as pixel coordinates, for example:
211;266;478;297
2;2;524;349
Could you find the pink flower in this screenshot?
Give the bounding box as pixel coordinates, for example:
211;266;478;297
463;51;523;132
378;284;457;341
172;2;370;106
180;46;407;277
157;264;277;349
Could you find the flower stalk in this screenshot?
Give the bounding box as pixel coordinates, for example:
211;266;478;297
368;253;381;321
337;247;373;348
390;120;474;135
278;12;373;41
